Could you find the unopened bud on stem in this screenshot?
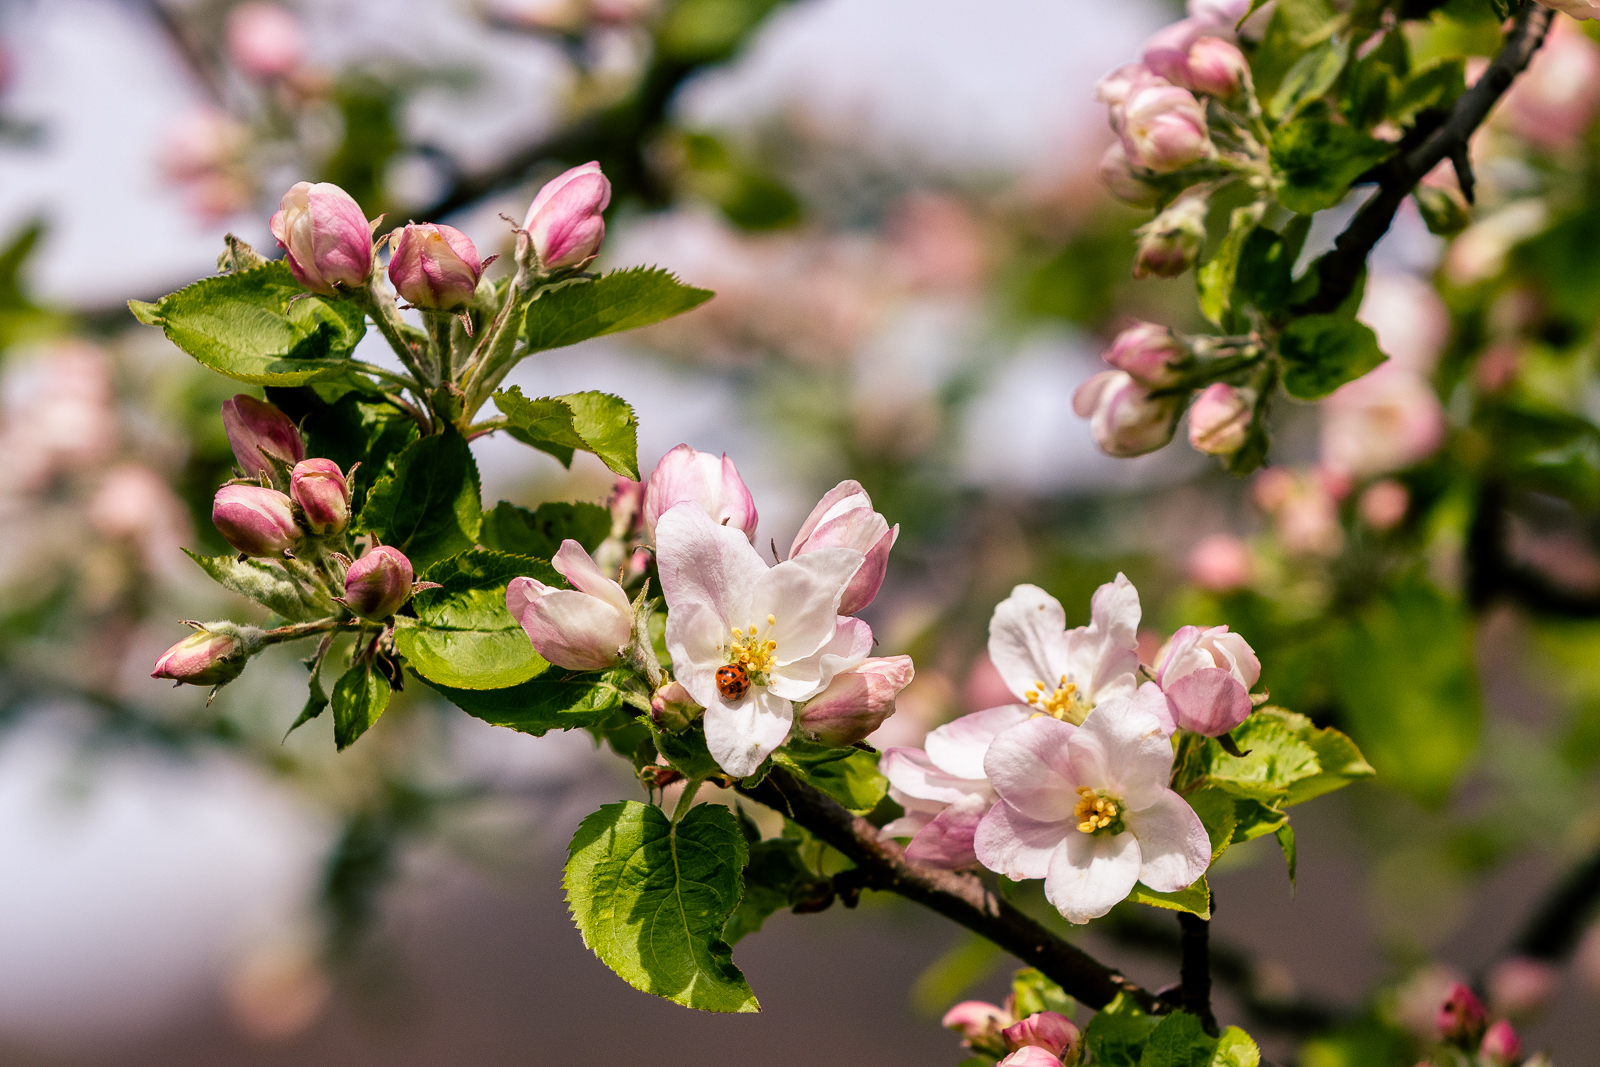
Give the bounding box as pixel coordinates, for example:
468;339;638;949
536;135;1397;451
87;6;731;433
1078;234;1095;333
213;484;302;557
290;458;350;535
388;223;485;310
519;161;611;274
151;622;263;687
221;395;304;479
343;545;415;621
269;181;375;295
1188;382;1253;456
1133;196;1207;280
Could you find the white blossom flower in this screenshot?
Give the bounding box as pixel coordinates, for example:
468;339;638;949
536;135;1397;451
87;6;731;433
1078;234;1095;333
1152;623;1260;737
987;575;1141;726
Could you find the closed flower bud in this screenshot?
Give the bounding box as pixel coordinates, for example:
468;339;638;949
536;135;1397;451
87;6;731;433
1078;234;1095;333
650;680;703;732
290;458;350;534
1002;1011;1080;1060
1105;322;1186;387
1181;36;1248;97
269;181;375;295
943;1000;1013;1056
213;484;302;557
641;444;759;546
226;2;305;80
387;222;485;310
222;394;305;478
343;545;415;622
998;1048;1067;1067
1133;196;1207;280
1098;142;1161;208
1487;956;1556;1020
1120;83;1211;172
151;625;257;687
1073;370;1181;457
1188;382;1253;455
791;481;899;614
506;540;632;670
521;161;612;272
1438;982;1488;1047
1095;63;1164;130
800;656;915;746
1479;1020;1522;1066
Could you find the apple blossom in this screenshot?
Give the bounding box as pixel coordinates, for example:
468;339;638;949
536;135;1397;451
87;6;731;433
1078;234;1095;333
879;704;1032;869
221;394;304;478
1120;82;1211;172
506;539;633;671
1502;17;1600;150
1094;63;1166;130
1480;1020;1523;1066
289;459;349;535
987;576;1141;726
152;627;250;687
1153;624;1260;736
1142;17;1213;85
1181;36;1248;97
1187;533;1253;592
641;444;759;546
998;1048;1065;1067
650;679;703;732
1002;1011;1079;1059
790;480;899;614
213;484;302;557
343;545;414;622
521;161;612;272
269;181;375;296
226;3;306;80
387;223;485;311
974;683;1210;924
656;501;868;777
1537;0;1600;20
1103;322;1185;388
1133;195;1208;280
1487;956;1556;1019
1188;382;1252;455
1320;364;1445;479
1097;142;1160;208
1360;480;1410;531
1073;371;1181;457
798;656;915;746
1438;982;1488;1046
943;999;1012;1057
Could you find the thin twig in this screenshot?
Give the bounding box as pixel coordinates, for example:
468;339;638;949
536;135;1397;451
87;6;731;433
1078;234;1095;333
1179;907;1217;1035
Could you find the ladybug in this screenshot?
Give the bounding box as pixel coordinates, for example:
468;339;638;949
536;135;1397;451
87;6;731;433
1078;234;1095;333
716;664;751;700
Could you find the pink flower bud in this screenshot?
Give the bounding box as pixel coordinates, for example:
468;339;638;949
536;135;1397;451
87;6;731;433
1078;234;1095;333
152;628;247;687
1488;956;1556;1019
1133;196;1208;280
1105;322;1186;387
1143;17;1211;85
343;545;415;622
1120;83;1211;172
800;656;915;746
943;1000;1013;1047
1072;370;1181;457
213;484;302;557
1438;982;1488;1046
226;3;306;80
1183;36;1248;97
609;476;645;537
790;481;899;614
1359;479;1410;531
1002;1011;1080;1058
1098;142;1161;208
505;540;632;670
1479;1020;1522;1066
1095;63;1165;130
1187;533;1253;592
222;395;305;478
650;680;703;732
387;223;485;311
269;181;375;296
998;1048;1067;1067
641;444;758;546
290;458;350;535
1188;382;1252;455
1155;623;1259;736
521;161;612;272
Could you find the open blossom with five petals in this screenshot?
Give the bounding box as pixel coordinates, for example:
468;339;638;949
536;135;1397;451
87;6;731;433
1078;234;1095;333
974;683;1211;924
506;540;633;671
790;480;899;614
1153;624;1261;736
880;704;1033;869
988;576;1141;727
657;502;868;777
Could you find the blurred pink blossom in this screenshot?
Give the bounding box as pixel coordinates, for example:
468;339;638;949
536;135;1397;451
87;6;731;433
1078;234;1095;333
1358;273;1451;375
1359;480;1410;531
1188;534;1253;592
1253;468;1343;558
88;465;192;571
226;3;307;81
1487;956;1556;1020
1501;16;1600;149
1320;364;1445;479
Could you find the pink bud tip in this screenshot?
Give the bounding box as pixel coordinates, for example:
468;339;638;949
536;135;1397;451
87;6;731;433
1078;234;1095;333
290;458;350;535
221;395;305;478
1479;1019;1522;1066
522;161;612;272
388;223;485;310
641;444;759;546
269;181;375;295
344;546;415;621
1438;982;1488;1046
213;484;302;557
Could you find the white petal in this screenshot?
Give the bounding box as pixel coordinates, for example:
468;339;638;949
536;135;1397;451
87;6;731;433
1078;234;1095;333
1070;684;1174;810
924;704;1033;780
505;576;553;621
1125;791;1211;892
552;539;632;616
790;480;867;555
520;589;630;670
655;501;767;629
750;548;864;664
880;747;988;805
988;584;1073;703
663;600;733;710
704;686;793;778
879;808;936;841
974;801;1068;881
1046;830;1142;924
1088;573;1142;648
906;793;993;869
982;716;1080;823
768;617;870;701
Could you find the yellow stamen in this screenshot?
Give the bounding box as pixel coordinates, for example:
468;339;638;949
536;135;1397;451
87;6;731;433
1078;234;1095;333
1028;675;1092;725
727;614;781;675
1074;787;1120;835
767;614;776;625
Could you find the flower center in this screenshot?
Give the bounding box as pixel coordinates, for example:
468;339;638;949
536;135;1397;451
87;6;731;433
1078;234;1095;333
722;614;779;682
1026;675;1092;725
1074;788;1124;836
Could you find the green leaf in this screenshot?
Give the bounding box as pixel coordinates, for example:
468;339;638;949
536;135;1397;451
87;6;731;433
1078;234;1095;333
523;267;713;354
657;723;727;780
1267;37;1349;120
421;669;626;735
1233;216;1310;316
1230;798;1290;843
1201;716;1322;801
1246;707;1376;806
393;549;554;690
268;390;419;516
775;741;889;814
332;663;390;751
1128;876;1211;919
128;261;368;385
1198;202;1267;327
357;432;482;572
1186;786;1238;864
1278;314;1387;400
1011;968;1075;1021
494;386;640;479
1140;1011;1216;1067
1211;1027;1262;1067
479;500;611;558
564;801;759;1013
1275;822;1298;886
286;649;331;737
1250;0;1336;100
183;550;335;622
724;837;816;945
1392;57;1466;125
1084;992;1161;1067
1269;104;1395;215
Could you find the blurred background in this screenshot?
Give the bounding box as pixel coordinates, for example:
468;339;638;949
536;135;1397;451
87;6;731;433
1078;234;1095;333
0;0;1598;1063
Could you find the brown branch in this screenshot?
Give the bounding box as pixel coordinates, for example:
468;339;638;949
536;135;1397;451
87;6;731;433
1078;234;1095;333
737;766;1162;1014
1294;2;1554;315
1179;908;1217;1035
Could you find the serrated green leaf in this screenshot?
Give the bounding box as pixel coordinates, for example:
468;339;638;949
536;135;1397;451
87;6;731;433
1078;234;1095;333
1267;37;1349;120
183;550;335;622
1186;786;1238;864
1278;314;1387;400
1202;717;1322;801
1251;0;1336;99
1233;216;1309;316
1269;104;1395;215
724;837;815;945
1211;1027;1261;1067
357;432;482;572
775;740;888;814
1085;992;1161;1067
393;549;554;690
479;500;611;557
128;261;368;385
1230;798;1289;843
1128;876;1211;919
564;801;759;1012
286;644;332;737
657;723;727;780
1247;707;1376;806
1140;1010;1216;1067
523;266;714;353
420;668;626;735
494;386;640;479
1198;203;1267;327
332;663;390;751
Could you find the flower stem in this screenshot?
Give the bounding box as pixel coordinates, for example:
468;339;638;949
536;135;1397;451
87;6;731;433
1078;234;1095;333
1178;901;1217;1036
670;776;705;824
